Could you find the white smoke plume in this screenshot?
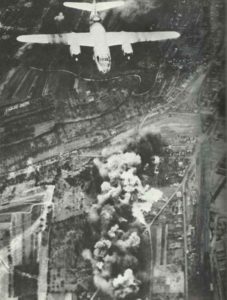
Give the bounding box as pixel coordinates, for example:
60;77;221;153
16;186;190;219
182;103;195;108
104;252;120;265
95;252;122;280
107;152;141;172
140;187;163;203
93;274;114;297
90;146;165;299
152;155;161;165
120;168;143;194
88;204;100;223
94;152;141;182
119;192;131;205
98;253;120;279
96;261;112;279
100;0;161;23
100;204;117;233
97;182;122;206
121;253;138;270
93;239;112;259
111;0;161;22
108;224;123;239
82;249;93;262
94;158;108;178
112;269;141;299
116;232;140;252
132;188;163;224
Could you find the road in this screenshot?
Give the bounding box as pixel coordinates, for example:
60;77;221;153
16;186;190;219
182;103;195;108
0;185;55;298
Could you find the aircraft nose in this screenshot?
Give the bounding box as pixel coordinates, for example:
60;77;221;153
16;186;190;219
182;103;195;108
102;67;109;74
104;64;111;74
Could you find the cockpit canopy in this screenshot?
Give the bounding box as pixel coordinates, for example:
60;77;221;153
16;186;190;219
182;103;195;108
93;15;101;22
90;12;101;24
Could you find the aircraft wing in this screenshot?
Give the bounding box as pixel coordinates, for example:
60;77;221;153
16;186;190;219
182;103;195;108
17;32;94;47
106;31;180;46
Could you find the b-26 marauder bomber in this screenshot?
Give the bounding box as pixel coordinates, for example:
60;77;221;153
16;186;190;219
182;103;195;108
16;0;180;74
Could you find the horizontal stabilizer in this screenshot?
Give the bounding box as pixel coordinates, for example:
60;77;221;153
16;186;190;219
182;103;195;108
63;2;93;11
96;1;124;11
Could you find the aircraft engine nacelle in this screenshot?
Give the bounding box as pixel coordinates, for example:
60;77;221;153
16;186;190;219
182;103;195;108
70;44;81;61
122;43;133;59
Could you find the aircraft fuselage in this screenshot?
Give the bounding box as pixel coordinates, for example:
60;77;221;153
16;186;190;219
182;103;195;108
90;21;111;73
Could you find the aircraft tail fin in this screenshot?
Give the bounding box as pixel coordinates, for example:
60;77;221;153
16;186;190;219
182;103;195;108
63;1;124;12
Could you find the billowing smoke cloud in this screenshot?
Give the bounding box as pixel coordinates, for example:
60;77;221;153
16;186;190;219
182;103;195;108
94;239;112;259
121;253;138;270
107;152;141;171
94;158;109;178
120;168;143;194
82;248;93;262
112;269;141;299
94;152;141;182
88;204;100;223
132;188;163;224
104;252;120;265
113;0;162;22
119;192;131;205
97;181;122;206
108;224;123;239
126;132;165;166
100;0;162;24
100;204;117;233
95;150;164;227
93;275;114;296
116;232;140;252
87;138;165;299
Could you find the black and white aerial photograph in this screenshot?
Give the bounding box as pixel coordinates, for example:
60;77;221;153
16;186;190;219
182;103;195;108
0;0;226;300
